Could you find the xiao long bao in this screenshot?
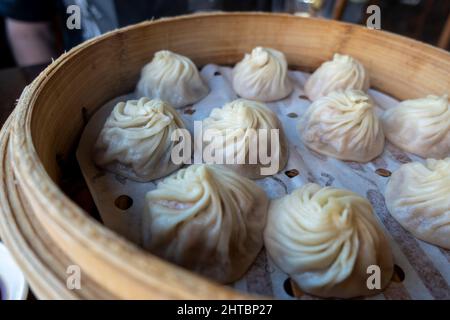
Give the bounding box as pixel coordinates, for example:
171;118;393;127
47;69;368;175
264;183;394;298
385;158;450;249
232;47;293;102
142;164;269;283
382;95;450;159
304;53;370;101
136;50;209;108
298;89;384;162
199;99;288;179
93;98;188;182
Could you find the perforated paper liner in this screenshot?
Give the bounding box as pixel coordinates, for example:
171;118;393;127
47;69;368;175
77;65;450;300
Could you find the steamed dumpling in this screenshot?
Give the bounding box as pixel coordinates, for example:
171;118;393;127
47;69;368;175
385;158;450;249
304;54;370;101
136;50;209;108
232;47;293;101
298;90;384;162
199;99;288;179
142;164;269;283
264;183;393;298
382;95;450;159
94;98;188;182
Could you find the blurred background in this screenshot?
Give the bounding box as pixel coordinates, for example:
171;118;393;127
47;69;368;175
0;0;449;69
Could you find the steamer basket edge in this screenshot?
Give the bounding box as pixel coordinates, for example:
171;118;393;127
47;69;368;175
3;12;450;299
0;114;119;299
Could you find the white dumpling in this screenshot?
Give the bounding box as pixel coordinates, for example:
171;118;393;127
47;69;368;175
93;98;188;182
199;99;288;179
264;183;393;298
136;50;209;108
382;95;450;159
298;90;384;162
385;158;450;249
304;53;370;101
232;47;293;102
142;164;269;283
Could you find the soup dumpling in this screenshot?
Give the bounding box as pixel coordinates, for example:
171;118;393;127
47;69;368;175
93;98;188;182
382;95;450;159
143;164;269;283
264;183;393;298
200;99;288;179
137;50;209;108
298;89;384;162
385;158;450;249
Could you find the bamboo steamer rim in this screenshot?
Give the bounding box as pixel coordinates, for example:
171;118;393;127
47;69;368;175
0;113;68;299
0;114;115;299
5;12;450;299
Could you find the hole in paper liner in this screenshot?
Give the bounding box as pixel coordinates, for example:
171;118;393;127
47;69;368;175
391;264;405;283
284;278;304;298
184;108;196;115
283;278;294;297
285;169;299;178
375;168;392;177
287;112;298;118
214;71;221;76
114;195;133;211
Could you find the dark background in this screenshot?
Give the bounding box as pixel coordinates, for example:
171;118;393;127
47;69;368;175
0;0;449;69
377;0;449;47
0;18;14;68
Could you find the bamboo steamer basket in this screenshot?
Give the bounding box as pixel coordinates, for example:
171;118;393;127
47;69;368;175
0;12;449;300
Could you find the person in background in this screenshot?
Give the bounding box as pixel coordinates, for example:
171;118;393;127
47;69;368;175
0;0;273;66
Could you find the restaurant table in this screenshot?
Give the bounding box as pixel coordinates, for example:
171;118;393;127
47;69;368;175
0;63;47;300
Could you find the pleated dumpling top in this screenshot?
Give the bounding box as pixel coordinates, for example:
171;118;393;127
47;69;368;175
137;50;209;108
232;47;293;102
304;53;370;101
264;183;393;298
143;164;269;283
94;98;187;182
385;158;450;249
